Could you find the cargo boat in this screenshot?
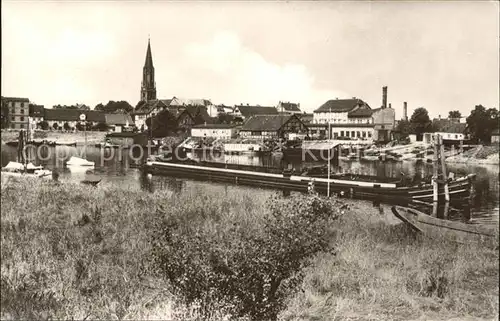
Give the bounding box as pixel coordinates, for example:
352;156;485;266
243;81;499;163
143;159;475;205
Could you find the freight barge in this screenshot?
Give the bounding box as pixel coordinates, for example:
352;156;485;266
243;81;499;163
143;160;475;206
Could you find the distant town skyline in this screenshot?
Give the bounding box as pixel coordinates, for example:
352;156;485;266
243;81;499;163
2;1;498;118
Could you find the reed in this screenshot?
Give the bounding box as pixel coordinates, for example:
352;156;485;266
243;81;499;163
1;179;497;320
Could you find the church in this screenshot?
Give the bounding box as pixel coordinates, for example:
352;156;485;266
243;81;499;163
131;39;213;131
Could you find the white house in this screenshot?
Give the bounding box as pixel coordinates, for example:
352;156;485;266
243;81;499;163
191;124;236;139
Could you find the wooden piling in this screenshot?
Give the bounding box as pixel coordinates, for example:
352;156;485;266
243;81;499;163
439;135;450;202
432;134;439;204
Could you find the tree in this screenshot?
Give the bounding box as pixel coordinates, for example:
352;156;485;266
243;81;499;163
93;121;109;132
76;122;85;131
466;105;499;143
63;122;70;131
145;110;178;137
53;104;90;110
52;123;59;130
216;113;235;125
95;100;133;113
409;107;433;136
448;110;461;119
395;119;411;138
38;121;49;130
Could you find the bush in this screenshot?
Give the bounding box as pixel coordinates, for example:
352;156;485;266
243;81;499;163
52;123;59;130
37;121;49;130
149;193;343;320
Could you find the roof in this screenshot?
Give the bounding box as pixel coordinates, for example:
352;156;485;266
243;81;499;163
183;106;213;123
29;104;44;117
105;113;133;126
278;101;301;112
433;119;467;133
241;115;293;131
348;108;373;117
84;110;106;122
314;99;369;113
44;108;80;121
106;132;146;138
44;108;105;122
144;39;154;69
1;96;30;102
297;113;314;123
192;123;235;129
235;105;278;118
132;99;171;115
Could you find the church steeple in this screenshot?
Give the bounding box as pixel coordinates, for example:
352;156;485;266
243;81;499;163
141;37;157;101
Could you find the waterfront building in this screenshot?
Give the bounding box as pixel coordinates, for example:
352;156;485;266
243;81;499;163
191;123;237;139
1;96;30;129
44;109;106;130
239;114;308;139
29;104;45;125
105;113;134;132
492;129;500;144
232;105;278;122
311;87;395;142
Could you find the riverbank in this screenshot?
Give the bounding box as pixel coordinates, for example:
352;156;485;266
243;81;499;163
1;129;107;145
446;145;499;165
1;179;498;320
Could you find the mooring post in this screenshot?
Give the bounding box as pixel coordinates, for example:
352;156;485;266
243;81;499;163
439;136;450;202
432;134;439;204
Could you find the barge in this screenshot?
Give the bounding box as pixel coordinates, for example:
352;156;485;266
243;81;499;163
143;160;475;205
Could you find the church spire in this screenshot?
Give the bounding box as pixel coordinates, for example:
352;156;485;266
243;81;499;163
141;37;156;101
144;37;154;69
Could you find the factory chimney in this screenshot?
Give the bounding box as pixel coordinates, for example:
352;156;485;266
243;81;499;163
403;102;408;121
382;86;387;109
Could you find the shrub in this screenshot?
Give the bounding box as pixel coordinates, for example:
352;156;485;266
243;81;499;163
52;123;59;130
149;193;343;320
37;121;49;130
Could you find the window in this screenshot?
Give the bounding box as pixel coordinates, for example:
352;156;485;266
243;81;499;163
20;124;24;129
11;116;15;121
20;116;24;121
351;131;355;137
363;132;367;138
455;134;458;139
251;131;262;136
357;131;361;138
368;132;372;138
346;131;349;137
334;133;338;138
21;109;24;114
21;103;25;108
340;131;344;137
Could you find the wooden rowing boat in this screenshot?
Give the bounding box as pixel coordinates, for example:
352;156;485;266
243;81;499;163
391;206;498;245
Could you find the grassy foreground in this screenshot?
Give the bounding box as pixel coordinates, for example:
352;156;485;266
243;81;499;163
1;178;498;320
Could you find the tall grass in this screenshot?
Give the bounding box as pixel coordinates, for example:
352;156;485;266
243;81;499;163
1;178;498;320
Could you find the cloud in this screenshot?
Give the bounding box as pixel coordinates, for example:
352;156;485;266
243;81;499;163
183;31;347;111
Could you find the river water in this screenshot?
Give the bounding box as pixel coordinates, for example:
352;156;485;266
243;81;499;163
1;144;498;225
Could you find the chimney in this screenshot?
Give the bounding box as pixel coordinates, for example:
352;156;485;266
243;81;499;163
388;103;392;108
403;102;408;121
382;86;387;109
438;115;441;120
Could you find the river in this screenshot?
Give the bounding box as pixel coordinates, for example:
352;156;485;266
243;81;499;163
1;144;498;225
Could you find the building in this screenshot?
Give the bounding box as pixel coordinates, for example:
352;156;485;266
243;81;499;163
191;124;236;139
132;99;171;129
29;104;45;124
141;38;156;102
44;109;106;130
311;87;395;142
492;129;500;144
239;114;308;139
232;104;278;122
277;101;301;114
105;113;134;132
1;96;30;129
422;120;467;145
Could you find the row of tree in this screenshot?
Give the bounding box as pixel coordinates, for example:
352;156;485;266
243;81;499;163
52;101;134;113
396;105;499;143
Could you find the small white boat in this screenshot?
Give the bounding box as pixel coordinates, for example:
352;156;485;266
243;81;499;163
1;161;52;179
66;156;95;167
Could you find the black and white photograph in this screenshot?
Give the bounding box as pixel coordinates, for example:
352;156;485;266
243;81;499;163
1;1;499;320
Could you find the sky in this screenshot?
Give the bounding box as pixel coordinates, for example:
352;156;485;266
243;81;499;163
2;1;499;119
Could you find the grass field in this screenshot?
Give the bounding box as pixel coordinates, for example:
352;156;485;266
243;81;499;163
1;178;498;320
